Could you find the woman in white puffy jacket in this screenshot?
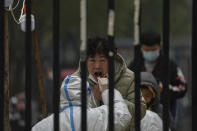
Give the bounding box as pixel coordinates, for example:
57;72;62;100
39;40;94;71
32;75;131;131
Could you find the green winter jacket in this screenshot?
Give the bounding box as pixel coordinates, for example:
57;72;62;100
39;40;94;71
73;53;146;131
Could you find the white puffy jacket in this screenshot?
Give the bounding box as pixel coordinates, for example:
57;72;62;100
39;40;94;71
32;75;131;131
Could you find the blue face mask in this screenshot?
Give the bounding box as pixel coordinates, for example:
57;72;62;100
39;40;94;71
142;50;160;62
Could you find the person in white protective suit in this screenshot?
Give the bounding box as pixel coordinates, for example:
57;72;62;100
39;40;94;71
32;75;131;131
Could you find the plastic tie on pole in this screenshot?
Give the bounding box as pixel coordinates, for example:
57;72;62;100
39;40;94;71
19;14;35;32
4;0;14;8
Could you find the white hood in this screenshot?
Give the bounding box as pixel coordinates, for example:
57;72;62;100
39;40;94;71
60;75;91;110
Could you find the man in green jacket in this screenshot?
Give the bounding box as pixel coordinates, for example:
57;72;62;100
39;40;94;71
72;36;146;130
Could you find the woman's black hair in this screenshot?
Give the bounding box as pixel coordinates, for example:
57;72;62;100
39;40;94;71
87;36;109;58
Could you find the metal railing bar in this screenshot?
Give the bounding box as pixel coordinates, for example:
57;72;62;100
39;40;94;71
80;0;87;130
53;0;60;130
162;0;170;130
25;0;32;130
133;0;142;130
107;0;115;130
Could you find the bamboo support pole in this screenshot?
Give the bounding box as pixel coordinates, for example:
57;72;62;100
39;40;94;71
3;4;47;130
32;29;48;118
4;10;10;131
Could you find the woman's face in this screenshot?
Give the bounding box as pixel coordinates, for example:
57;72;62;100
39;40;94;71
141;88;153;103
87;53;108;80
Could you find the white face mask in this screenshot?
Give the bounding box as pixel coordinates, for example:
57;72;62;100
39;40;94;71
142;50;160;62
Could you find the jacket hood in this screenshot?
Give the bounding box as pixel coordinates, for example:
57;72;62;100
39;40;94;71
140;71;160;101
114;53;128;82
140;72;159;95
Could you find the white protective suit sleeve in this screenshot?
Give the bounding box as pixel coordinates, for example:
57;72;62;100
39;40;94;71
31;75;131;131
140;110;163;131
88;89;131;131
